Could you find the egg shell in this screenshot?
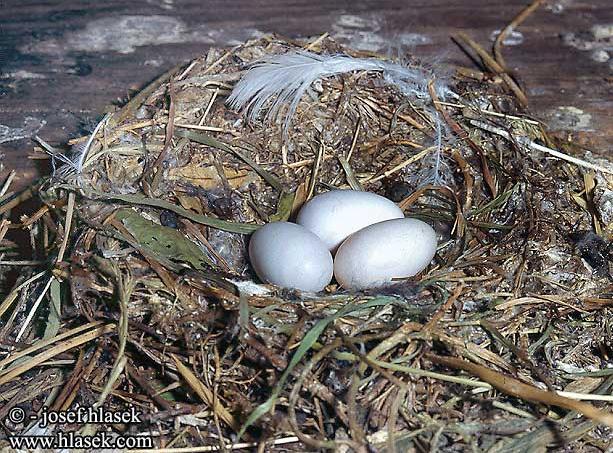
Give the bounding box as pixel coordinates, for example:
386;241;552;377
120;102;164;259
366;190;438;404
296;190;404;252
249;222;333;292
334;218;437;290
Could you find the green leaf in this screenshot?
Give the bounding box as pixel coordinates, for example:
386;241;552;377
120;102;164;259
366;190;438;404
269;191;295;222
91;193;259;234
238;292;249;332
42;279;62;340
115;209;212;270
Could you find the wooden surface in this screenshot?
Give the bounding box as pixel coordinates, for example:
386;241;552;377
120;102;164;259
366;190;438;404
1;0;611;189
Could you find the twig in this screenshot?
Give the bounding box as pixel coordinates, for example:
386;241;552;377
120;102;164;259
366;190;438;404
480;319;556;391
494;0;546;71
146;83;177;193
95;271;134;406
171;354;239;432
428;354;613;428
288;339;350;450
57;191;75;263
423;284;464;331
362;146;435;184
387;387;406;453
454;32;529;107
470;120;613;174
428;80;497;197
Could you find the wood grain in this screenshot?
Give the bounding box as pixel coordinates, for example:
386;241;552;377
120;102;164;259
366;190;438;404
1;0;611;189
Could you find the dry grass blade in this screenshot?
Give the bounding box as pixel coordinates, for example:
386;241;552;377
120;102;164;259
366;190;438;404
176;130;284;191
171;354;239;432
0;170;16;197
90;192;258;233
14;276;54;342
0;321;105;370
0;219;9;244
307;142;325;200
146;83;177;193
423;284;464;330
428;354;613;428
363;146;434;184
0;324;115;386
338;155;363;191
96;271;134;406
454;31;529;107
0;271;46;319
429;81;497;197
470;119;613;174
399;184;465;237
0;185;36;216
493;0;546;71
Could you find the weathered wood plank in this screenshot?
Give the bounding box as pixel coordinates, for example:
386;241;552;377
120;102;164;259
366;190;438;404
1;0;611;189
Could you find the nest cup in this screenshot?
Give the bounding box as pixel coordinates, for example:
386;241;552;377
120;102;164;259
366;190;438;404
3;34;613;450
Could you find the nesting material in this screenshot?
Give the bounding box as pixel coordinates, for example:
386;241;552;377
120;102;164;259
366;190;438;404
226;50;452;132
2;32;613;452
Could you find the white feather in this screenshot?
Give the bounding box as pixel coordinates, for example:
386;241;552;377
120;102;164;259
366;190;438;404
49;113;112;181
226;50;451;132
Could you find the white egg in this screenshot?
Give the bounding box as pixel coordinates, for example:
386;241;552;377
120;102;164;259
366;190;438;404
296;190;404;252
334;218;437;290
249;222;333;292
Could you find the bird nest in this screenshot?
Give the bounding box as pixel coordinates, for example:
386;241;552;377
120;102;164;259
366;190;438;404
0;34;612;452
